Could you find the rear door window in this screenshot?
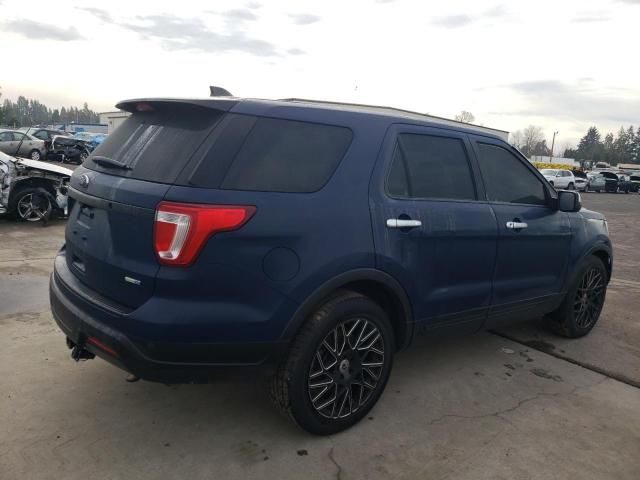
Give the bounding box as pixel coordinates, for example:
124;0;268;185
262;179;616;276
84;106;224;184
386;133;476;201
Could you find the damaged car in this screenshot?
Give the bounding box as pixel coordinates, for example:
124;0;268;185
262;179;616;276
0;150;72;222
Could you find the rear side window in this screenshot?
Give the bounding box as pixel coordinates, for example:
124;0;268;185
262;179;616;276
476;143;547;205
218;117;352;193
84;106;224;183
386;133;476;201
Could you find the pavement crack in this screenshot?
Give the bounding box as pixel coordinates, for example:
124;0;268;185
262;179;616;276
327;446;344;480
427;378;605;427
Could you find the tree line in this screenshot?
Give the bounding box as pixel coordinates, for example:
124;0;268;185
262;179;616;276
510;124;640;166
0;90;100;127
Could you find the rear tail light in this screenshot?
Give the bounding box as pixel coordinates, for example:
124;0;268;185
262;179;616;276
153;202;256;266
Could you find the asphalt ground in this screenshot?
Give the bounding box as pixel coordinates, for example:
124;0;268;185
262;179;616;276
1;191;638;480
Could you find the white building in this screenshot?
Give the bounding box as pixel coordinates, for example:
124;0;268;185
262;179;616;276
99;111;131;134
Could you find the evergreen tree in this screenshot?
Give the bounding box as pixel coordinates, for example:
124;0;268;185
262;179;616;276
577;126;603;161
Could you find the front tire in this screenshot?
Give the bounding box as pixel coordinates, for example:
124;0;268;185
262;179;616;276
546;256;608;338
271;291;394;435
13;187;52;222
568;182;575;190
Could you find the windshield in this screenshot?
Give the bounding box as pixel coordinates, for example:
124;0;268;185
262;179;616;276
541;169;558;175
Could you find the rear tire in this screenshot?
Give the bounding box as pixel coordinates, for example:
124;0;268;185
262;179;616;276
271;291;394;435
29;149;42;161
546;256;608;338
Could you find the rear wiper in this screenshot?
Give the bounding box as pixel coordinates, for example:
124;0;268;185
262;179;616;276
92;156;131;170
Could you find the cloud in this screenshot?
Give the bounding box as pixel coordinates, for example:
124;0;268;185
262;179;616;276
432;14;472;28
287;47;305;55
219;8;258;22
246;2;262;8
119;15;278;56
617;0;640;3
432;5;506;28
288;13;321;25
76;7;112;23
572;15;611;23
2;20;83;41
490;80;640;125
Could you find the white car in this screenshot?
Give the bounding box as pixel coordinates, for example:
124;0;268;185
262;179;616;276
540;169;576;189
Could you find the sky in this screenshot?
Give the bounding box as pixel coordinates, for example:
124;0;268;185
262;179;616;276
1;0;639;151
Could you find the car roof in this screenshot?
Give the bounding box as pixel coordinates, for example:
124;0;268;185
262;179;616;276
116;97;508;142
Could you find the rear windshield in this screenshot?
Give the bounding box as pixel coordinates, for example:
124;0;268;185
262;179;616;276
84;106;223;183
189;115;353;193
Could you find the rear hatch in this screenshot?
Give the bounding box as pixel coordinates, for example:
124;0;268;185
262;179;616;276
65;100;232;308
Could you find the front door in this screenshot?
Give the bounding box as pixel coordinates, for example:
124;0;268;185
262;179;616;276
370;125;498;335
470;137;572;326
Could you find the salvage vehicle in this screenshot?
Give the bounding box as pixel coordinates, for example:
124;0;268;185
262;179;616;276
50;96;612;435
0;150;72;221
593;171;624;193
572;171;588;191
46;136;91;164
72;132;107;152
0;129;48;161
586;174;606;192
614;172;632;193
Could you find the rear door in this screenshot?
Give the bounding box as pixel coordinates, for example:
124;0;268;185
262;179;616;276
0;132;16;155
65;102;228;308
370;125;498;335
470;136;572;325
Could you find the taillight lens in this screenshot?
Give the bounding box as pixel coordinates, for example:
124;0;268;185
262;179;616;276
154;202;256;266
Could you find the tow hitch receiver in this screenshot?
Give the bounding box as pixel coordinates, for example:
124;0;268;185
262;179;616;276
66;337;95;362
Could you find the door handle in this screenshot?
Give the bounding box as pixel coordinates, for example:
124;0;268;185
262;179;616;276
386;218;422;229
506;221;528;230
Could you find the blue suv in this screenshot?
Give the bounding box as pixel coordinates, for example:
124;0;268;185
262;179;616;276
50;97;612;434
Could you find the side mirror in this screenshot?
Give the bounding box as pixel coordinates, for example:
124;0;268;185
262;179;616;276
558;190;582;212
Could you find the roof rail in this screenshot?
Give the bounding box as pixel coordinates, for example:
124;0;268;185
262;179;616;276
279;98;509;134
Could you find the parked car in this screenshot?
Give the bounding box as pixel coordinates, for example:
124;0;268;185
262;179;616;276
0;129;48;160
72;132;108;152
586;174;606;192
591;171;623;193
0;150;72;221
572;171;589;191
614;172;632;193
50;96;612;434
19;127;71;142
540;169;576;189
629;174;640;193
46;136;92;164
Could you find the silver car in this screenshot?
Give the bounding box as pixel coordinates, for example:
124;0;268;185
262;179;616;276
0;130;48;161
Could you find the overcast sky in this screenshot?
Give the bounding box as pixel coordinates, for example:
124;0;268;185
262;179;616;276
1;0;639;150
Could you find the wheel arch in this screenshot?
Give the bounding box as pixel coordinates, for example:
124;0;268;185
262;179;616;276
591;248;612;281
8;178;57;208
282;269;414;350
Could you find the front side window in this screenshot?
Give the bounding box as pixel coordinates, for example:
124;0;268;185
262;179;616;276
386;133;476;201
476;143;547;205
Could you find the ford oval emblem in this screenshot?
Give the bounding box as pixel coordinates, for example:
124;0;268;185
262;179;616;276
78;174;90;188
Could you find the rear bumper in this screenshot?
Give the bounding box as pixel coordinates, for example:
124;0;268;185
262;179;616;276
50;255;289;383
